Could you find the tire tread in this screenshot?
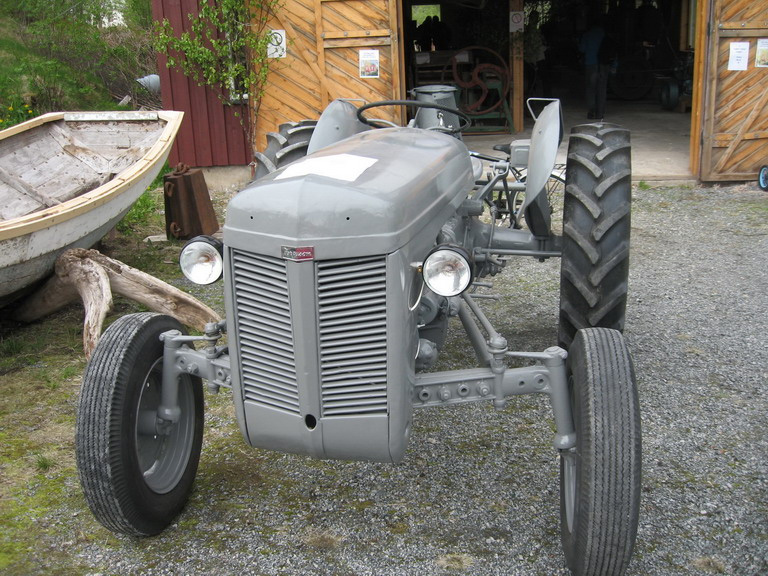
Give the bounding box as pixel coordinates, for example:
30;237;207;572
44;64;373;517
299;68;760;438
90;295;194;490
76;313;202;536
562;328;642;576
559;123;631;349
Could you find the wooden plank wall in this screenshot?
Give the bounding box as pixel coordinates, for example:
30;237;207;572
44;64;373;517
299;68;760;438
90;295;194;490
151;0;251;167
256;0;326;132
319;0;400;108
255;0;402;151
699;0;768;181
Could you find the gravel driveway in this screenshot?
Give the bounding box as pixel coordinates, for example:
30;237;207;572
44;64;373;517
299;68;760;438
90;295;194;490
45;183;768;575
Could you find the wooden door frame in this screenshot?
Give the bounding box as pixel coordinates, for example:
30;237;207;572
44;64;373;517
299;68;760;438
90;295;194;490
690;0;709;179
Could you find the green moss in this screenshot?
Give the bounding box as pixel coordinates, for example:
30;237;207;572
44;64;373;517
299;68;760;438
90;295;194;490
387;521;409;535
0;464;91;574
352;499;374;512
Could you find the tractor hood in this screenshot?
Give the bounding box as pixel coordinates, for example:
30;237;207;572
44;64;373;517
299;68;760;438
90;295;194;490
224;128;474;260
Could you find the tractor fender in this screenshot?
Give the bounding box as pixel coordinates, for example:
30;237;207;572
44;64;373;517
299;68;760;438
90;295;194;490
519;100;561;214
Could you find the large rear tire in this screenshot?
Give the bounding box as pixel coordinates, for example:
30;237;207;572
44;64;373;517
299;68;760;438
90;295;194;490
559;328;642;576
76;313;204;536
252;121;316;179
559;123;631;350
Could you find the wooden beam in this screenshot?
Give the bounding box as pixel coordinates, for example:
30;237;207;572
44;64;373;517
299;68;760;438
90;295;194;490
322;29;391;40
696;0;719;180
313;0;331;110
510;0;524;133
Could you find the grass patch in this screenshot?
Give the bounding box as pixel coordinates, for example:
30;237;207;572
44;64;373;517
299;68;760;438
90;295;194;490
303;528;344;551
436;553;475;570
0;359;88;573
0;174;189;572
117;188;163;233
0;17;120;121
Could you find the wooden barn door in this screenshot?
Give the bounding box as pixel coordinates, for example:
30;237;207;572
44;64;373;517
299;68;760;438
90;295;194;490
699;0;768;181
256;0;404;151
316;0;404;109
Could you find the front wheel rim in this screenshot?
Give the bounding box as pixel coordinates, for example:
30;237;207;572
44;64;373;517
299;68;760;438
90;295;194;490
135;359;196;494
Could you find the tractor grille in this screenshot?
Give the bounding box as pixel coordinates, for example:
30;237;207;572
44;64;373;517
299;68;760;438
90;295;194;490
317;257;388;417
232;251;388;418
231;251;300;414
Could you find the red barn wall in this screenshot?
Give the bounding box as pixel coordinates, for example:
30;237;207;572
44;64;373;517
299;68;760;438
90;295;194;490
151;0;250;167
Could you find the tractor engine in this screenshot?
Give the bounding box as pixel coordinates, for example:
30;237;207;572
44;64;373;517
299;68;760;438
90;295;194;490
222;127;474;463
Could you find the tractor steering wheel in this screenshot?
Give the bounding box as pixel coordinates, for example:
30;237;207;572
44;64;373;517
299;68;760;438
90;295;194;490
356;100;472;134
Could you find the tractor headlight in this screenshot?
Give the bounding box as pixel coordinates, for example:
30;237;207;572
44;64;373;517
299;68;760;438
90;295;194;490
179;236;223;285
422;245;474;297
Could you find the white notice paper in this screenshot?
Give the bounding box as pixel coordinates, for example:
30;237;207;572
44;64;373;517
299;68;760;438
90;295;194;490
510;11;524;33
268;30;286;58
728;41;750;71
276;154;378;182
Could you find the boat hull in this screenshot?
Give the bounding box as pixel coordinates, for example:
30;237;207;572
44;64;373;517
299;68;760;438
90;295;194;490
0;111;183;307
0;163;162;305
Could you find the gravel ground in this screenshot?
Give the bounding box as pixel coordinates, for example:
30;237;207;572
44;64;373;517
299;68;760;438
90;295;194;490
35;182;768;575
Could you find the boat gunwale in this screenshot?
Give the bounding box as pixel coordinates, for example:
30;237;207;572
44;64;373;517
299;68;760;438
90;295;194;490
0;110;184;241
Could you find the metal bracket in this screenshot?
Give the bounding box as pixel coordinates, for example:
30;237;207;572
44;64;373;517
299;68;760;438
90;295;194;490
413;345;575;451
157;325;231;431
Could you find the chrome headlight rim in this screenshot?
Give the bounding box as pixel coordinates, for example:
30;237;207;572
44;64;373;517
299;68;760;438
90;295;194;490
179;235;224;285
421;245;474;297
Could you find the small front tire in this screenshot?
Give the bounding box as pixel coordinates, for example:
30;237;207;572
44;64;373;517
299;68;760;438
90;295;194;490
76;313;204;536
559;328;642;576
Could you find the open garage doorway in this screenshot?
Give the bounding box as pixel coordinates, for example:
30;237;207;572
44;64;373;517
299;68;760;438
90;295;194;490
403;0;515;131
400;0;694;178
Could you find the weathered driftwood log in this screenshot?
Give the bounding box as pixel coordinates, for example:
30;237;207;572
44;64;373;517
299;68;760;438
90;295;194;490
14;248;221;359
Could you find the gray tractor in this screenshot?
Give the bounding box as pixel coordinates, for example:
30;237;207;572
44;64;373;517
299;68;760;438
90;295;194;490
76;89;640;576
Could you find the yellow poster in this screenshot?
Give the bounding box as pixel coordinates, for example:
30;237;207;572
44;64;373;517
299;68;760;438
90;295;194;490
756;39;768;68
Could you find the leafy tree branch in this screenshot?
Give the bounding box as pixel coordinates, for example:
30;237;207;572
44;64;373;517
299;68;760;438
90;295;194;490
153;0;280;112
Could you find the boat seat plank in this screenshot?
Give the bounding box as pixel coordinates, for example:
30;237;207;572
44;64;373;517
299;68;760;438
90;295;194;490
48;123;113;174
0;125;105;202
4;138;113;206
0;165;60;210
64;121;163;159
44;176;105;205
1;189;43;221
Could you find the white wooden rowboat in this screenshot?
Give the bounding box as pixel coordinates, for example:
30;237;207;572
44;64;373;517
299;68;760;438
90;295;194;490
0;110;183;307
